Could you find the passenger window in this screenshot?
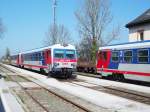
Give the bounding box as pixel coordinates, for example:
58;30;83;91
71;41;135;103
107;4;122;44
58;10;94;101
124;50;132;63
138;49;149;63
112;51;119;62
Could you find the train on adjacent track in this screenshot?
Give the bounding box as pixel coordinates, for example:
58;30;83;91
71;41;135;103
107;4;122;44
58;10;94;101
10;44;77;78
77;40;150;82
96;40;150;82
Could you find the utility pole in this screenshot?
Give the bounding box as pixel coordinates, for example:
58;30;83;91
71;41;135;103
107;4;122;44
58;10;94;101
52;0;57;44
53;0;57;27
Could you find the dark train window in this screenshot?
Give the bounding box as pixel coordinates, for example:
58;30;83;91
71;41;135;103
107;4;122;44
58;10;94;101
54;50;64;59
102;52;107;61
98;52;102;60
138;49;149;63
111;51;119;62
98;51;107;61
66;50;75;59
124;50;133;63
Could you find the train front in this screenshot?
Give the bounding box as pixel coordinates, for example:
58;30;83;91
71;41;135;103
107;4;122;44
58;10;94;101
51;45;77;78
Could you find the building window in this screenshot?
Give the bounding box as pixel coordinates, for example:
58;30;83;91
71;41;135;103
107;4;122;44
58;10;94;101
138;30;144;41
138;49;149;63
111;51;119;62
140;32;144;41
123;50;133;63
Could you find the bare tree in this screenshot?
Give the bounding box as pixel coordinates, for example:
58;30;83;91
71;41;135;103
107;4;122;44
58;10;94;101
0;18;5;38
44;24;72;46
75;0;120;63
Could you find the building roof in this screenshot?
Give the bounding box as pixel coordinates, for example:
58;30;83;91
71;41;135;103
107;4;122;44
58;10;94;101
126;9;150;28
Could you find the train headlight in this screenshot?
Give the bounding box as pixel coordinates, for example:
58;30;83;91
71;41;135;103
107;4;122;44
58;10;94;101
54;63;59;67
71;63;76;68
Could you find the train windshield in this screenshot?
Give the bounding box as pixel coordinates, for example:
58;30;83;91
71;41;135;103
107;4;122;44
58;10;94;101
66;50;75;59
54;50;64;59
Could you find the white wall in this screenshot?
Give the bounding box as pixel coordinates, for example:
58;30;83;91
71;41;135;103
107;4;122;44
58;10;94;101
128;23;150;42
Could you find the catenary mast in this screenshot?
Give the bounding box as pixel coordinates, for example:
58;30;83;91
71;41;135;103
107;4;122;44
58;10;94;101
53;0;57;27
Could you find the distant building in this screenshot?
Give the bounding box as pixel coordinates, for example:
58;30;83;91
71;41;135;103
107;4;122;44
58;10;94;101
126;9;150;42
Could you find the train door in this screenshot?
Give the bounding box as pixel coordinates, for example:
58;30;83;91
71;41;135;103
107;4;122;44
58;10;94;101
44;49;51;64
19;54;23;65
21;54;24;64
17;54;22;66
96;50;111;72
17;55;19;65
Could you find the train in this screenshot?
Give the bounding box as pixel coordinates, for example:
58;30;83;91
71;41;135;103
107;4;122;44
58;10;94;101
10;41;150;82
10;44;77;78
96;40;150;82
77;58;96;73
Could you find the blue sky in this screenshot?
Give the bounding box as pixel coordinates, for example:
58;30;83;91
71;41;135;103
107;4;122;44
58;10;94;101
0;0;150;57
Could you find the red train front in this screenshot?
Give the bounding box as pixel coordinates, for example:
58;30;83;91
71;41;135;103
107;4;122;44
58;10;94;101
11;44;77;78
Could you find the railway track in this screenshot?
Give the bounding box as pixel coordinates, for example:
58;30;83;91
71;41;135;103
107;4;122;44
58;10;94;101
75;72;101;78
0;64;91;112
60;78;150;105
1;64;150;108
76;72;150;87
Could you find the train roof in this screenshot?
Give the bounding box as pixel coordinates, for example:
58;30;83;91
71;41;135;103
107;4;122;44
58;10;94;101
11;44;75;55
99;40;150;50
21;44;76;54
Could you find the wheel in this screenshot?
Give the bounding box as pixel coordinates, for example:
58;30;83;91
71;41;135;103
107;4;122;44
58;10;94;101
21;65;24;69
40;68;46;74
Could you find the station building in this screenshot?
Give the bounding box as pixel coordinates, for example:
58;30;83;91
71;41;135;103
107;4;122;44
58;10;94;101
126;9;150;42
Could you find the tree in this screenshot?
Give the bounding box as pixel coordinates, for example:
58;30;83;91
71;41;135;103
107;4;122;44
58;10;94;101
0;18;5;39
44;24;72;46
75;0;120;63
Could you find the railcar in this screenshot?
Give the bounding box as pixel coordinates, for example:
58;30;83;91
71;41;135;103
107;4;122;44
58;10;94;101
10;44;77;78
96;40;150;82
77;58;96;73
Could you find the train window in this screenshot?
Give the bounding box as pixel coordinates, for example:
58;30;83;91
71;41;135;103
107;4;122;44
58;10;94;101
123;50;133;63
35;53;38;61
138;49;149;63
97;52;102;60
66;50;75;59
32;53;34;61
111;51;119;62
97;51;107;61
103;52;107;61
54;50;64;59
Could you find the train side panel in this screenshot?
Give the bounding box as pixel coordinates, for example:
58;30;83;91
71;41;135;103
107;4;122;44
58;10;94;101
97;46;150;82
21;50;50;71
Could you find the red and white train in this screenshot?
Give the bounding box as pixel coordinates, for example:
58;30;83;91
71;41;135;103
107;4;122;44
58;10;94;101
11;44;77;78
96;40;150;82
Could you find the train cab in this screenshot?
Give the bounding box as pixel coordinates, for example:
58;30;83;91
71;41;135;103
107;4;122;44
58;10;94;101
11;44;77;78
51;48;77;76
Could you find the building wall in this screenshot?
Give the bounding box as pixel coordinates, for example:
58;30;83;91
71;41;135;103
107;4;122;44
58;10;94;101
128;23;150;42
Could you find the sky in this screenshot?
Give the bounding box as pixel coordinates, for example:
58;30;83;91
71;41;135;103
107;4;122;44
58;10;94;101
0;0;150;57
